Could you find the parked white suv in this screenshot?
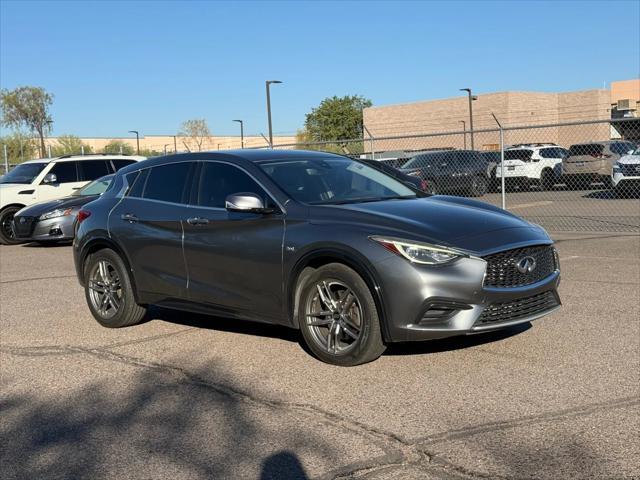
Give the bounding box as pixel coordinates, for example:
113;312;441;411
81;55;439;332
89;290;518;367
0;154;145;244
495;144;568;190
612;148;640;196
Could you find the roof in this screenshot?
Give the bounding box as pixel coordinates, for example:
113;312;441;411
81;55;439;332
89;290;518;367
21;154;146;165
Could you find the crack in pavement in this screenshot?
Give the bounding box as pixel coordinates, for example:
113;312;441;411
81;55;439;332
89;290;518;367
3;342;637;480
0;274;78;284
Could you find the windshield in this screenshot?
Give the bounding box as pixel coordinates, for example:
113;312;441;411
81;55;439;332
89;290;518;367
401;154;440;169
75;174;114;196
0;162;47;184
258;156;417;205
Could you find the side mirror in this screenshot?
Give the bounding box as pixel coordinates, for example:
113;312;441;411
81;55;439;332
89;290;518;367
43;173;58;184
225;192;275;214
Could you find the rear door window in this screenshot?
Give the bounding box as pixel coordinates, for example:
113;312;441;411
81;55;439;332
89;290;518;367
569;144;603;157
48;161;79;183
79;160;111;181
143;162;193;204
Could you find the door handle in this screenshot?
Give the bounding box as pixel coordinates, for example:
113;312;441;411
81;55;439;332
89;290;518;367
186;217;209;225
121;213;138;223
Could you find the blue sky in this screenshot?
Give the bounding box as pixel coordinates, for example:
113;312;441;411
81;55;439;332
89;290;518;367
1;0;639;138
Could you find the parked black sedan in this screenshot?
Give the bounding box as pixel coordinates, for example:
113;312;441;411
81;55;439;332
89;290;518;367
401;150;489;196
12;174;114;244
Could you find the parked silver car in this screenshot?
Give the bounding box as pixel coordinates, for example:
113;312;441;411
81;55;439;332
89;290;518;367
12;174;114;244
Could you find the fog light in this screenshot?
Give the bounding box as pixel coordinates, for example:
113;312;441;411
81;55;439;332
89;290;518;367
49;226;63;236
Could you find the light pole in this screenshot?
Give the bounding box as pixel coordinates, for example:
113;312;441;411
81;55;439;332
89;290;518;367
128;130;140;155
233;119;244;149
459;88;477;150
265;80;282;148
459;120;467;149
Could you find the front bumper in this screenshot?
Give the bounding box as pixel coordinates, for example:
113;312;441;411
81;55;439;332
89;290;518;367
13;214;76;242
612;172;640;188
375;249;561;342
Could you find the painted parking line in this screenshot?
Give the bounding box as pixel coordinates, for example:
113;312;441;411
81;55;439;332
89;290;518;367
508;201;554;210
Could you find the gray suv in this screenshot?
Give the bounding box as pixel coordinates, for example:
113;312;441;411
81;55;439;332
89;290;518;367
73;150;561;366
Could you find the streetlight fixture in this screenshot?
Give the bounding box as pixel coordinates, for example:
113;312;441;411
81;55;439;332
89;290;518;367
265;80;282;148
233;119;244;149
459;120;467;149
128;130;140;155
459;89;477;150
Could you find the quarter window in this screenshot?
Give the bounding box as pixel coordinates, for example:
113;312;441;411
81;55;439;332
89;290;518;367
79;160;111;181
197;162;272;209
112;159;136;171
48;161;79;183
143;163;192;203
126;170;147;198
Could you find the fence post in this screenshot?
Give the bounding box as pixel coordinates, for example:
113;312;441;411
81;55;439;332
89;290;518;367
3;144;8;174
491;113;506;210
260;133;273;149
47;144;52;158
363;125;375;159
119;145;123;154
81;145;85;155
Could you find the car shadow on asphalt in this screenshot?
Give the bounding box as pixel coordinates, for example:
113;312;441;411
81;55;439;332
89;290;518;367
583;189;640;199
146;306;531;358
0;362;315;479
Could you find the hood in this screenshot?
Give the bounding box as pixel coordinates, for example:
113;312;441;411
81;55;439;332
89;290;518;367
617;154;640;165
17;195;98;217
311;196;550;255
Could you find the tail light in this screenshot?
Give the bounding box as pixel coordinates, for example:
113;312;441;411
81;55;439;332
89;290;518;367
77;210;91;224
421;179;429;191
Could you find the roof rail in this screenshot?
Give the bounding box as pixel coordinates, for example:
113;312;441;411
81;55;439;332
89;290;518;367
57;153;132;159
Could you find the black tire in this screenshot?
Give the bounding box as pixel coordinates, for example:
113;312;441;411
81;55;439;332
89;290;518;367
298;263;386;366
541;169;556;191
0;206;24;245
468;176;488;197
83;248;146;328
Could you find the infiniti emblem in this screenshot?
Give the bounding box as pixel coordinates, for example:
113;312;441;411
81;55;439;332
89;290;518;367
516;256;537;274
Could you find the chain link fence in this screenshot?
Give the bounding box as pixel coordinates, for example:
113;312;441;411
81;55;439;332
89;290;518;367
267;118;640;234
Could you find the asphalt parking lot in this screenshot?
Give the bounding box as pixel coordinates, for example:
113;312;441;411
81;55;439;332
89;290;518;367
1;231;639;479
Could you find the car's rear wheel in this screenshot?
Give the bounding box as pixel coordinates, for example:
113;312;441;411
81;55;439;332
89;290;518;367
541;169;556;190
298;263;385;366
468;176;487;197
84;249;146;328
0;206;23;245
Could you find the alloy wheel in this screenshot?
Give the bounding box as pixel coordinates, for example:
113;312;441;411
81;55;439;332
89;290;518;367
1;212;16;240
305;280;363;355
88;260;122;319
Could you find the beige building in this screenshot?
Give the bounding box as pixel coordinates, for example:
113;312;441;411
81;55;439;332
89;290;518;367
363;79;640;152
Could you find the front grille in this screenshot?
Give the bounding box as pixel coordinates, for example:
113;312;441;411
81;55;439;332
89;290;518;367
476;291;559;326
483;245;557;288
12;216;37;238
620;164;640;177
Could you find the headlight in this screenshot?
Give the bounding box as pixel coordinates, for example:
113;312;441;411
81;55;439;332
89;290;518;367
371;236;463;265
39;208;73;220
612;162;621;172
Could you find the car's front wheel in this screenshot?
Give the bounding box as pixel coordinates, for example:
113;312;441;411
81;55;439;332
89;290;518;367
84;248;147;328
298;263;386;366
0;206;24;245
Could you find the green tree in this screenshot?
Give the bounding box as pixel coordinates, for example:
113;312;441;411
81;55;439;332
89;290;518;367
304;95;372;143
0;131;38;165
139;148;163;158
103;140;134;155
51;135;93;156
0;86;54;158
179;119;211;152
